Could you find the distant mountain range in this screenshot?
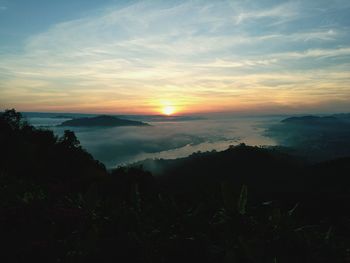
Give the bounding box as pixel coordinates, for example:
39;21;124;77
59;115;150;127
21;112;204;123
266;113;350;161
282;113;350;124
281;115;345;125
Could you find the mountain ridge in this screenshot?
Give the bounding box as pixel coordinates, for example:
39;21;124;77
59;115;150;127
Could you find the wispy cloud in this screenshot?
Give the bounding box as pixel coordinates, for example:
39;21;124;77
234;1;299;25
0;0;349;113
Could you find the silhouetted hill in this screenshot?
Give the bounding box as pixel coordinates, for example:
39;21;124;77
59;115;150;127
266;114;350;161
138;144;303;194
0;109;106;191
138;144;350;205
281;115;340;125
333;113;350;122
1;109;350;263
52;115;75;119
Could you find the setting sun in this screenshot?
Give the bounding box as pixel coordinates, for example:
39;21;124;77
162;105;175;116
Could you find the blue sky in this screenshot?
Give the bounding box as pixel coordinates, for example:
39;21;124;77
0;0;123;48
0;0;350;114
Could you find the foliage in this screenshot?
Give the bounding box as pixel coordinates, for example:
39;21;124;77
0;109;349;263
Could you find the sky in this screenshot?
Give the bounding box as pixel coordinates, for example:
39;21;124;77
0;0;350;115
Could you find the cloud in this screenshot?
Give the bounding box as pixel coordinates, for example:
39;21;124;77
0;0;350;113
272;47;350;60
234;1;299;25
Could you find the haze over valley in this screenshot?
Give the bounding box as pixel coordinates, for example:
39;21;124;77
1;0;350;262
25;112;279;167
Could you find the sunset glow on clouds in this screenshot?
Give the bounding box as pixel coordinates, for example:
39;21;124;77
0;0;350;114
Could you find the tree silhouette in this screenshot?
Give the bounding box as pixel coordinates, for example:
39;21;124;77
60;130;81;149
0;108;25;130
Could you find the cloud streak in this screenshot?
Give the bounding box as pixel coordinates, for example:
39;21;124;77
0;0;350;114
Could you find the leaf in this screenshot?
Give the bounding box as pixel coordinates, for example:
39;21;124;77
324;226;333;242
221;182;238;213
269;208;281;225
237;185;248;215
130;183;141;211
288;203;299;216
221;183;248;215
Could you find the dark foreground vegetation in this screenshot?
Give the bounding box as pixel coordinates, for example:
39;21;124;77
1;109;349;263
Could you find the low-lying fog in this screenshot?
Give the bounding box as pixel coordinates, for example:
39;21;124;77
26;114;282;168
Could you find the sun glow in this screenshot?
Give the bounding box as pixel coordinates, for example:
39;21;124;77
162;105;175;116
